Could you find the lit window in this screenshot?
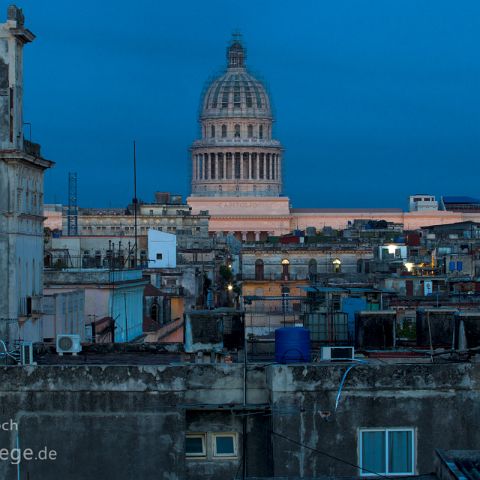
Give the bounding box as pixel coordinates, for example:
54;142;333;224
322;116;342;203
185;434;206;457
359;428;414;476
213;433;237;457
332;258;342;273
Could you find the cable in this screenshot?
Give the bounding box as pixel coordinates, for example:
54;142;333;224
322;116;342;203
270;430;392;479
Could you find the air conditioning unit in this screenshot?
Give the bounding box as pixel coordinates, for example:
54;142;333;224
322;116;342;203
56;334;82;356
320;346;355;361
20;342;36;365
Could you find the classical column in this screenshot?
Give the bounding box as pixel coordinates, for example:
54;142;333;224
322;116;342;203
204;154;209;180
239;152;243;180
278;154;281;185
241;231;247;241
272;154;275;180
254;232;260;242
248;153;251;180
215;153;219;180
192;155;197;180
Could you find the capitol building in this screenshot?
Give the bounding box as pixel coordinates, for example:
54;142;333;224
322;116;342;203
188;35;480;240
190;35;282;198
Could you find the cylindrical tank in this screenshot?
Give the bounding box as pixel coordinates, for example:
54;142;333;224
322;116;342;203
275;327;311;363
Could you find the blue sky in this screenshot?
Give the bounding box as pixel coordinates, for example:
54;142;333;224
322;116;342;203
13;0;480;208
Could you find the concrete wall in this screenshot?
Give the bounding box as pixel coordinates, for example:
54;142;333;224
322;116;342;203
148;229;176;268
0;363;477;479
41;290;85;341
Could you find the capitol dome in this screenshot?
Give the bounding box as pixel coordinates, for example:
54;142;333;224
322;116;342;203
201;40;272;120
190;35;283;198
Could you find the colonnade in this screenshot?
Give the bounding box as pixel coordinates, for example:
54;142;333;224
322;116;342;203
193;152;281;181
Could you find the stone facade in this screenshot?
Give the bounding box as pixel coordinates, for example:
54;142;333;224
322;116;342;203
0;6;53;341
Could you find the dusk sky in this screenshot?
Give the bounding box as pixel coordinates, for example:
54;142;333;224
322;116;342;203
17;0;480;209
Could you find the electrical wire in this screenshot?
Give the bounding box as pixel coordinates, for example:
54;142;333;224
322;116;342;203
270;430;392;479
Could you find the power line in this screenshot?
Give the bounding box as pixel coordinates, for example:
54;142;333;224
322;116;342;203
270;430;391;479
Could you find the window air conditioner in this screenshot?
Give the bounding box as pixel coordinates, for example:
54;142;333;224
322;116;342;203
320;346;355;361
56;334;82;356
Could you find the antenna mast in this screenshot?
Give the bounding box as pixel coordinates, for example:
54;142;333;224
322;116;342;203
133;141;138;267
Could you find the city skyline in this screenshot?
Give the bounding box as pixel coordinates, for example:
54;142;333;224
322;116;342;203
17;0;480;208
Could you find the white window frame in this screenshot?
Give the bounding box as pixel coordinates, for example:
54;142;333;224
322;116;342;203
359;427;415;477
212;432;238;458
185;433;206;458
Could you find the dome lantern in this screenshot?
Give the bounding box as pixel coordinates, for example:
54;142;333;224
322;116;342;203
227;34;245;69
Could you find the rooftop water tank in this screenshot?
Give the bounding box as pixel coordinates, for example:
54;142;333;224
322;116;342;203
275;327;311;364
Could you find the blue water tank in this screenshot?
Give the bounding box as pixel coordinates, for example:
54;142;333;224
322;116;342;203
275;327;311;363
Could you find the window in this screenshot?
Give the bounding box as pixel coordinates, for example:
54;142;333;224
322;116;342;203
281;258;290;280
259;125;263;139
332;258;342;273
186;434;206;457
255;259;264;280
359;428;414;476
233;84;241;107
213;433;237;457
234;124;240;138
308;259;317;280
222;91;229;108
156;253;163;260
221;124;227;137
247;124;253;138
211;125;215;138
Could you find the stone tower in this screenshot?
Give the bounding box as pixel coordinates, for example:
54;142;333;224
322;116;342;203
0;5;53;341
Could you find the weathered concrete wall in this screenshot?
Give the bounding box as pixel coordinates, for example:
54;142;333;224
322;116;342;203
0;363;478;479
0;364;267;480
268;363;480;477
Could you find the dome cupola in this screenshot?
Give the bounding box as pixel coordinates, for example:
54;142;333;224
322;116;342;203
190;35;283;198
